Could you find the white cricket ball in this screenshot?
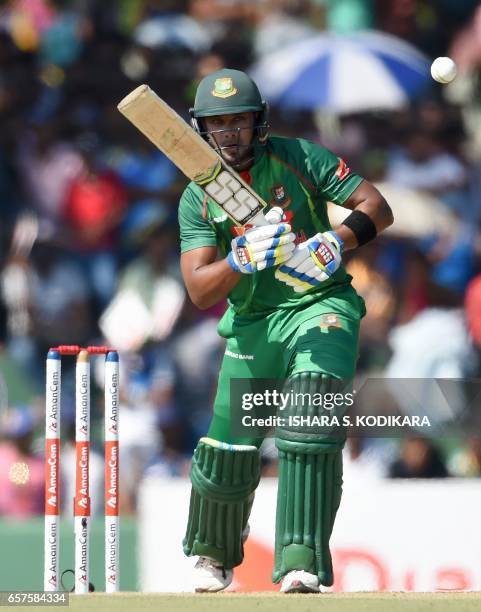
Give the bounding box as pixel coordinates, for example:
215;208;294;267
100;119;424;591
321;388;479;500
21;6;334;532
430;57;457;84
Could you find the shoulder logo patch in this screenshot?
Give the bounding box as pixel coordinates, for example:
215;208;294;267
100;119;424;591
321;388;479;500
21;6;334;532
335;158;350;180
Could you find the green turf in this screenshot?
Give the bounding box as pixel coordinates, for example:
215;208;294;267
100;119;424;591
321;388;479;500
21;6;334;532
18;592;481;612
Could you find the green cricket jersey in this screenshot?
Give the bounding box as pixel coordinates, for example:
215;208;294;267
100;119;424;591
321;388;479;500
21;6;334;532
178;135;363;315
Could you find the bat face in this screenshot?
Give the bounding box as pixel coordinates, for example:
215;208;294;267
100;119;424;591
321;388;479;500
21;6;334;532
117;85;267;226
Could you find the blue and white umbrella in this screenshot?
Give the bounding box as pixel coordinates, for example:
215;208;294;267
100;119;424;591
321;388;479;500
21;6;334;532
249;30;430;114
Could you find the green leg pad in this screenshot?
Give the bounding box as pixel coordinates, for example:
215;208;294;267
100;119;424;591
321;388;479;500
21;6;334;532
273;372;346;586
273;440;342;585
183;438;260;569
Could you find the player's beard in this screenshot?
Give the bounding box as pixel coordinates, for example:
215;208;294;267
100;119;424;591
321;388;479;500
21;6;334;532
206;129;254;171
219;143;254;171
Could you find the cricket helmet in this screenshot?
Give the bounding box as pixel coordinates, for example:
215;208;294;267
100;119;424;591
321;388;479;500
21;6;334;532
190;68;269;144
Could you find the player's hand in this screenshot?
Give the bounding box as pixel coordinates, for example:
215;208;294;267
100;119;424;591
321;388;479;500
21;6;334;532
226;207;296;274
275;231;344;292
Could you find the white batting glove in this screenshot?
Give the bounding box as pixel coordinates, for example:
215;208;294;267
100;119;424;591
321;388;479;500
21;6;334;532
275;230;344;292
227;207;296;274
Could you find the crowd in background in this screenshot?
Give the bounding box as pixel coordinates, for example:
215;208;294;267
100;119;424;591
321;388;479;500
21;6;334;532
1;0;481;517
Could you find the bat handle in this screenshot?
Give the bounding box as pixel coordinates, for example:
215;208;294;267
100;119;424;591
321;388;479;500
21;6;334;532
250;211;269;226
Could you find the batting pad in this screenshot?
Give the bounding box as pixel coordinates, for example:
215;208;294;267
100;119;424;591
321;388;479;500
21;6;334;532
273;372;345;586
183;438;260;569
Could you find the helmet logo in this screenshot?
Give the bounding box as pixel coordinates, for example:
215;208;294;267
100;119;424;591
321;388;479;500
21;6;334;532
212;77;238;98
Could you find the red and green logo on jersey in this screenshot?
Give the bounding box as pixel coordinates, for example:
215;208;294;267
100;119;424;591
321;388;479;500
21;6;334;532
335;158;350;180
269;184;292;208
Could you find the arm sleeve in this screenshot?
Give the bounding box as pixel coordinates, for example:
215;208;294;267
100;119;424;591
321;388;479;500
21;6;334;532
301;140;363;206
178;185;218;253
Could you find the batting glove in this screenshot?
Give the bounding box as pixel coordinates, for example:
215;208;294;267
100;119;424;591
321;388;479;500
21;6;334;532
275;230;344;292
226;207;296;274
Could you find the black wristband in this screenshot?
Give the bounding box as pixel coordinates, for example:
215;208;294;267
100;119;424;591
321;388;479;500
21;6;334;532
342;210;377;246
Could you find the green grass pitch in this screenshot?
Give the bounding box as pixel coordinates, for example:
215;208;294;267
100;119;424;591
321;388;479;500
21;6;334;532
19;592;481;612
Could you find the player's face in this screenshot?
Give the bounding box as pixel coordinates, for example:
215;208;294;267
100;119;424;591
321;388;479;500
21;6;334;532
203;112;255;167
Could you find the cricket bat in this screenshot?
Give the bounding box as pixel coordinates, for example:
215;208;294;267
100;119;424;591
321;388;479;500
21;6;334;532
117;84;268;226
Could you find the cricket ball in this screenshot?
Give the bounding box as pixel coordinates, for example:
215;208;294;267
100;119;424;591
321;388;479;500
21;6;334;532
430;57;457;84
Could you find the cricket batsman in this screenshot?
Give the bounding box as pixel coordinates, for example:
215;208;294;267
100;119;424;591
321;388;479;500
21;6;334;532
179;69;393;593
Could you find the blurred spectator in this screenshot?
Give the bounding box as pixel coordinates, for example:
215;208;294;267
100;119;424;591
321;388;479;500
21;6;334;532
15;122;84;228
320;0;374;33
116;356;168;511
184;52;225;103
171;301;224;441
2;239;92;382
419;231;476;296
143;423;190;480
253;0;317;58
386;129;468;216
375;0;419;43
0;288;7;346
449;438;481;477
38;4;90;68
416;100;465;151
189;0;254;68
62;131;127;308
387;306;476;379
133;0;211;54
4;0;55;53
102;136;179;208
189;0;252;25
392;248;456;324
465;274;481;350
100;201;184;353
342;437;389;481
385;260;477;429
345;245;396;371
29;240;91;347
0;141;21;234
374;0;473;57
389;437;449;478
450;4;481;72
0;406;44;517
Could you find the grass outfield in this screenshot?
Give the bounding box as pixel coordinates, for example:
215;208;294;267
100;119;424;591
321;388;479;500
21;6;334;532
21;592;481;612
